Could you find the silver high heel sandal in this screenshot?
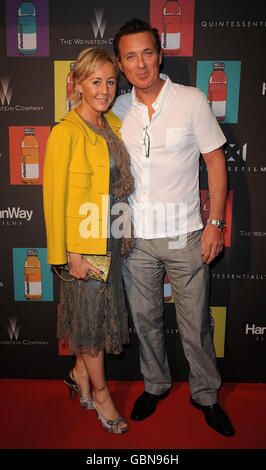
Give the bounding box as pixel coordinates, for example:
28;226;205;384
92;399;128;434
64;370;94;410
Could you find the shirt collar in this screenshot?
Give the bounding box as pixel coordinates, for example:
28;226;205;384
132;74;172;110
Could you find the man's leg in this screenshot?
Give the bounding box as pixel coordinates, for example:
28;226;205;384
164;230;234;436
165;229;221;406
122;238;172;395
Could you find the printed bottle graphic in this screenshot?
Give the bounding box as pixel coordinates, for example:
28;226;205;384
24;249;42;300
202;191;210;225
164;273;172;302
208;63;227;122
209;308;215;336
66;62;76;113
161;0;182;56
18;1;37;56
21;128;39;184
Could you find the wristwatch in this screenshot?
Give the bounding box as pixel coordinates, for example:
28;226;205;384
207;218;226;230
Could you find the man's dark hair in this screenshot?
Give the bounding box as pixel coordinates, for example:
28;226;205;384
113;18;161;60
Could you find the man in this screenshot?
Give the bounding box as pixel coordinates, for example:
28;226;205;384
112;19;234;437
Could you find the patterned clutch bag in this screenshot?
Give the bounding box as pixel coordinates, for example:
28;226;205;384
53;252;111;283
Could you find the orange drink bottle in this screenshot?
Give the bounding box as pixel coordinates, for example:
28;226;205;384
66;62;75;112
24;249;42;300
21;128;39;184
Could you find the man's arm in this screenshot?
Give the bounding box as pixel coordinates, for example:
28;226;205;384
201;146;228;264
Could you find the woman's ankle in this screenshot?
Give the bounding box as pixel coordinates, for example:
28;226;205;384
72;367;89;380
93;385;112;405
71;369;91;398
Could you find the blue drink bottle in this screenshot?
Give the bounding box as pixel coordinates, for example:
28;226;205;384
18;1;37;55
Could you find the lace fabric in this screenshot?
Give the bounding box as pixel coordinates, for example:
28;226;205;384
58;234;129;356
57;120;130;356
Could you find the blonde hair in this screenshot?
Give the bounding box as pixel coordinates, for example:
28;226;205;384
70;47;118;105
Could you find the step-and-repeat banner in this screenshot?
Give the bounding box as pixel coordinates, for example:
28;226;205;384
0;0;265;381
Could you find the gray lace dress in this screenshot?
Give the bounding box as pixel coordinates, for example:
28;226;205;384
57;119;129;356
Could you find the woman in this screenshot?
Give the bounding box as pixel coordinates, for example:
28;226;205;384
43;47;134;434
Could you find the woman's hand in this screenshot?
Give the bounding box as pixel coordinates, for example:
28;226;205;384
68;253;103;280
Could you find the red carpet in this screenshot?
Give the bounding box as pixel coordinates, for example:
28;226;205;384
0;380;265;456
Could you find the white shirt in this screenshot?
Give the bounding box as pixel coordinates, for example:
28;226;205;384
112;75;226;239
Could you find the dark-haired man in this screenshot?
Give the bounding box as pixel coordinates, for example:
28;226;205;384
112;19;234;437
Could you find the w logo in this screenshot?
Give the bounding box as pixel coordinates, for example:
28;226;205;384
91;9;107;38
0;77;13;105
7;317;20;340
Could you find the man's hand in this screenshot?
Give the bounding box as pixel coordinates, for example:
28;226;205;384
201;223;224;264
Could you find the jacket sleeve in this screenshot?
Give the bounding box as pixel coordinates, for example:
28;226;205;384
43;124;71;265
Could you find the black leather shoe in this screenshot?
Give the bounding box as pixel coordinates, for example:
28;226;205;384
190;398;235;436
130;390;170;421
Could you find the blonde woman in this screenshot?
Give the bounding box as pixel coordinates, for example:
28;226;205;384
43;47;134;434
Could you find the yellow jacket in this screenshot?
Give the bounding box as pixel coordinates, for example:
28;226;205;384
43;109;122;265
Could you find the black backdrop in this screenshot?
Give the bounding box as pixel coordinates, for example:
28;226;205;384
0;0;265;382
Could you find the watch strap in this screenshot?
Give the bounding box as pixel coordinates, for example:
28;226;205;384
206;218;226;230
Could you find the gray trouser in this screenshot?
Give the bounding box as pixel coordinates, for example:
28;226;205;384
122;229;221;406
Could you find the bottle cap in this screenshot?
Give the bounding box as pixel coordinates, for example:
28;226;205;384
27;249;38;256
24;128;35;135
213;62;225;70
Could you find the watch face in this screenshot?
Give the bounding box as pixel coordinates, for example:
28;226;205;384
219;221;226;229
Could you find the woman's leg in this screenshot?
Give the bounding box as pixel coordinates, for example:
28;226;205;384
72;354;91;398
82;350;127;430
